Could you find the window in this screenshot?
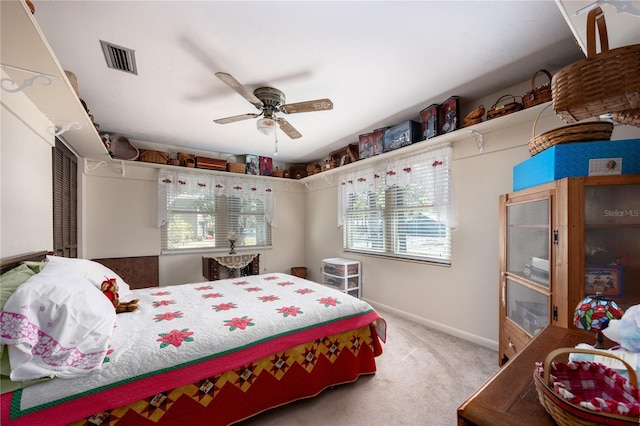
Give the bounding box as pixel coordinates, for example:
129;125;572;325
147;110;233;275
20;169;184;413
339;144;456;264
158;169;276;253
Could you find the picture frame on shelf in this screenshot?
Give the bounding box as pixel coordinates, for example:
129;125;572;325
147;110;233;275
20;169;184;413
358;133;374;160
439;96;460;134
259;156;273;176
245;154;259;175
420;104;439;139
372;127;387;155
585;266;623;297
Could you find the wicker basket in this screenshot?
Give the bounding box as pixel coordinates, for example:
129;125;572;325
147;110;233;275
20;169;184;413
178;152;196;167
552;7;640;124
533;348;639;426
272;167;284;178
227;162;246;174
290;267;308;279
528;104;613;156
139;149;168;164
523;69;552;109
463;105;485;127
614;108;640;128
486;95;523;120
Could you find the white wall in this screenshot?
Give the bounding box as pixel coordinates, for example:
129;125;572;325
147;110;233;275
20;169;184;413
1;80;55;258
82;163;306;285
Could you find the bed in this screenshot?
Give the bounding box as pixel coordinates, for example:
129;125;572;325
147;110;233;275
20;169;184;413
0;252;386;425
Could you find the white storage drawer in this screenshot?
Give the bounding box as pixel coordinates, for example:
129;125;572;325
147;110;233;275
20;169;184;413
321;258;361;298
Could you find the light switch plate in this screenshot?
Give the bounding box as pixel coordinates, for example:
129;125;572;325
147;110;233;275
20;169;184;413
588;158;622;176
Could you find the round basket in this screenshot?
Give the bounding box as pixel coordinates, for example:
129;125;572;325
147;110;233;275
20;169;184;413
139;149;168;164
290;267;307;279
523;69;552;109
533;348;639;426
552;7;640;124
463;105;485;127
487;95;523;120
614;108;640;128
109;135;139;161
528;105;613;156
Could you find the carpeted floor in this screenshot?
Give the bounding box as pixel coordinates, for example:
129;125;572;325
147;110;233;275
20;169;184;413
238;307;500;425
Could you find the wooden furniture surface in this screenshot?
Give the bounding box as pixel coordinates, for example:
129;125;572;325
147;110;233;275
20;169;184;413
92;256;159;289
0;251;48;274
202;254;260;281
498;175;640;365
457;325;588;426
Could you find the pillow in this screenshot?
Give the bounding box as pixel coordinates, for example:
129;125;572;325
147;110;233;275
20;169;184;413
1;263;37;312
0;260;116;380
45;255;131;296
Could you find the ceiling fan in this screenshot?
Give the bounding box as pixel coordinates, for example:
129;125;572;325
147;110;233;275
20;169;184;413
213;72;333;139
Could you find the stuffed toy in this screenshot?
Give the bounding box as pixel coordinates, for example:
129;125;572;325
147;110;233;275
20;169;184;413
101;278;139;313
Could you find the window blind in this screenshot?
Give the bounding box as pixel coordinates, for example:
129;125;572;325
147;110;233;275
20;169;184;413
158;169;275;253
338;144;456;264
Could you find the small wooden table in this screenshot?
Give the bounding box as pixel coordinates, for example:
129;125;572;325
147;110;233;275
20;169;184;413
457;325;591;426
202;254;260;281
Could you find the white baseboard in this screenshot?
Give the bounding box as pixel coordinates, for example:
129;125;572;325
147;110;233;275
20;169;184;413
364;298;499;352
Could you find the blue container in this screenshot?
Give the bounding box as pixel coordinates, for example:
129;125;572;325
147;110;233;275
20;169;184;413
513;138;640;191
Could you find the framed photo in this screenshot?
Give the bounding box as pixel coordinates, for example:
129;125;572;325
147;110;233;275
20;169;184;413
372;127;387;155
439;96;460;134
420;104;439;139
358;133;374;159
585;266;623;296
245;154;259;175
259;156;273;176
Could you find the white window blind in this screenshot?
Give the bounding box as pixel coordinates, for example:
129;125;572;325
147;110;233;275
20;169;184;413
158;169;275;253
338;144;457;264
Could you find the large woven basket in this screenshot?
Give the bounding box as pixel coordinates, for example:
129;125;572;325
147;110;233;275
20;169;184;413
533;348;640;426
552;7;640;124
139;149;168;164
486;95;523;120
614;108;640;128
523;69;552;109
528;104;613;156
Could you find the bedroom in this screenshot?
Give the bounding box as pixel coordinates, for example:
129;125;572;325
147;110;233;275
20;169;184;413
2;0;640;424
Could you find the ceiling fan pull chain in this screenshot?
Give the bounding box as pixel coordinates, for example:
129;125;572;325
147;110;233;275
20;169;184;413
274;124;279;156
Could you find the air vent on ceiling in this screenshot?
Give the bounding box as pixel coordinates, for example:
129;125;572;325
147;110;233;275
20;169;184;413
100;40;137;75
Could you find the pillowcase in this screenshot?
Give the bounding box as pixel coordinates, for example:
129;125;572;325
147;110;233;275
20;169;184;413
45;255;131;296
1;263;37;312
0;260;116;380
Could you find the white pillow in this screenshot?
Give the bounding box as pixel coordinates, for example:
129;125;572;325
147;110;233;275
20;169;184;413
0;260;116;380
46;255;131;296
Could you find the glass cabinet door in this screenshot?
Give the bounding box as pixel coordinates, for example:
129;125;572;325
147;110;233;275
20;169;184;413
506;199;550;288
583;183;640;310
505;278;550;336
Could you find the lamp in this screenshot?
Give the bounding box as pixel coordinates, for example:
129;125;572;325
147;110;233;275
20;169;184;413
573;293;624;349
228;232;237;255
256;117;276;136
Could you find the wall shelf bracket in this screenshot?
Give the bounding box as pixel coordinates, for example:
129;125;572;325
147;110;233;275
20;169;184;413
0;63;57;93
49;121;83;137
84;160;107;174
321;174;334;186
302;180;312;190
471;130;484;152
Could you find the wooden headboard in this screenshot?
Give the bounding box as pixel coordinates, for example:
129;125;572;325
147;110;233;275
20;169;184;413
92;256;159;289
0;251;48;274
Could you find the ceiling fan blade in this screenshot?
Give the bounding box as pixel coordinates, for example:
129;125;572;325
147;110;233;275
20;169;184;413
215;72;263;107
214;113;260;124
277;117;302;139
281;98;333;114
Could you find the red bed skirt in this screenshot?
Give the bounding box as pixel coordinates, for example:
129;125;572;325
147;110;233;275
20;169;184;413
4;324;382;425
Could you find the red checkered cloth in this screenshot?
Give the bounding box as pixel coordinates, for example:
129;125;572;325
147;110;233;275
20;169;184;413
535;360;640;417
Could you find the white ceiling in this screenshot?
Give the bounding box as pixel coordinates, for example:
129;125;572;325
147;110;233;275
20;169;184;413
28;1;635;163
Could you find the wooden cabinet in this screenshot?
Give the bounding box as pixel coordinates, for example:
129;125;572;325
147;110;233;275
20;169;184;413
498;174;640;365
202;254;260;281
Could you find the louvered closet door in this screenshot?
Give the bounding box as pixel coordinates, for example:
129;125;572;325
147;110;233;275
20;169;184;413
52;138;78;257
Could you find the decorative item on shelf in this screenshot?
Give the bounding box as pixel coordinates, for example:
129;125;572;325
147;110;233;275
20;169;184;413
195;156;225;170
527;104;613;156
323;158;337;171
487;94;523;120
109;135;139;161
228;233;237;255
372;127;387;156
272;167;284;178
25;0;35;13
282;169;290;178
178;152;195;167
438;96;460;134
522;70;552;109
168;153;181;166
420;104;440;139
358;132;375;160
552;7;640;124
614;107;640;128
289;164;307;179
330;144;359;166
227;162;246;174
64;70;79;97
463;104;485;127
382;121;422;152
138;149;168;164
573;293;623;349
245;154;259;175
259;156;273;176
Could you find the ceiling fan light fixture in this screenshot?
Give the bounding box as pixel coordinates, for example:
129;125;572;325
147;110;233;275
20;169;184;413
256;117;276;136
